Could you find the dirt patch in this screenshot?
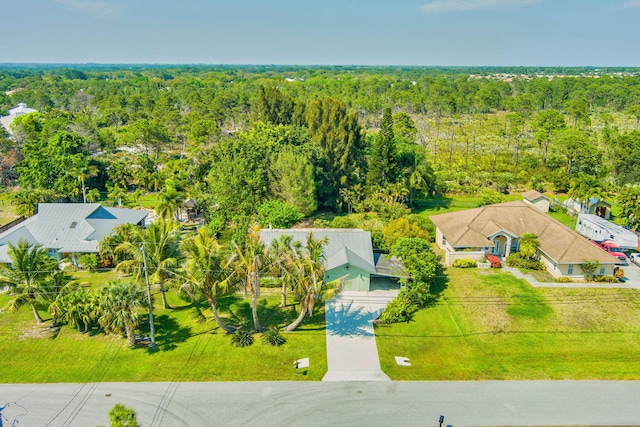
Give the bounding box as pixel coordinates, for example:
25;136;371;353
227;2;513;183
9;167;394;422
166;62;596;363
20;323;60;340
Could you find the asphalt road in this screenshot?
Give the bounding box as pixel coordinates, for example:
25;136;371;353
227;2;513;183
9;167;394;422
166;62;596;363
1;381;640;427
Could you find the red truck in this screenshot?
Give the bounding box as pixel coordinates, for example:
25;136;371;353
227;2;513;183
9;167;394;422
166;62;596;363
592;240;628;264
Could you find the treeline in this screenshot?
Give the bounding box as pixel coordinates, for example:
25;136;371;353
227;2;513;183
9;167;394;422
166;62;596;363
1;65;640;231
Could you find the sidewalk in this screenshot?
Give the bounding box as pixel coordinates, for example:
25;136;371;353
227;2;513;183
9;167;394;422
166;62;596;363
502;266;636;289
322;290;398;381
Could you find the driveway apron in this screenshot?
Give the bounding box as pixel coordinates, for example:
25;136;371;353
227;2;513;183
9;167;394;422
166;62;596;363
322;290;398;381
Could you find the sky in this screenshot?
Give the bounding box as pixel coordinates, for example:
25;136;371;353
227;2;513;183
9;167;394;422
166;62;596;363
1;0;639;66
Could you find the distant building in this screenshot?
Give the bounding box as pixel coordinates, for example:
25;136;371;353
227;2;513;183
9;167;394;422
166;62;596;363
564;197;611;220
0;103;38;135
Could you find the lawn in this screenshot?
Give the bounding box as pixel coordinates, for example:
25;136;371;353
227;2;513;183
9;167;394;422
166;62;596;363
415;194;522;216
376;267;640;380
0;290;327;383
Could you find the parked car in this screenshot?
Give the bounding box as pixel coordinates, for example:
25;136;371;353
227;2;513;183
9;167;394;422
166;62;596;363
593;241;628;264
630;253;640;266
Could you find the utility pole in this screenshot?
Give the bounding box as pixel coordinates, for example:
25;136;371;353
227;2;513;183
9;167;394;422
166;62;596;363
141;244;157;349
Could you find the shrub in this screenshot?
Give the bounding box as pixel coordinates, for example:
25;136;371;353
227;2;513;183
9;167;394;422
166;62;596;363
257;200;303;229
231;329;255;347
614;267;625;281
594;275;617;283
382;217;431;252
261;328;286;346
452;258;477;268
556;276;573;283
505;253;545;270
486;254;502;268
331;215;357;228
78;253;98;271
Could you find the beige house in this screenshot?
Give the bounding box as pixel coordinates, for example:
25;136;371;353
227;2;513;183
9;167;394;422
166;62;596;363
431;201;618;279
522;189;550;213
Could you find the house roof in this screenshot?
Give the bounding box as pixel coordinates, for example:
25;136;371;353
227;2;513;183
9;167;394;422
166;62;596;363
0;203;147;262
1;103;38;134
430;201;618;264
259;228;376;274
522;190;549;202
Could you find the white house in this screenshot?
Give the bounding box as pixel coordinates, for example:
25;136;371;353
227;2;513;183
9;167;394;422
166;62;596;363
0;103;38;135
0;203;147;264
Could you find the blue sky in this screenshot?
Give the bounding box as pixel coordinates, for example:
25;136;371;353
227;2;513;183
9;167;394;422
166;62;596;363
2;0;639;66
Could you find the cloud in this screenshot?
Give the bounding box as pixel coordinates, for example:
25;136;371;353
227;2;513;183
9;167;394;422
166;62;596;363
621;0;640;8
421;0;544;13
54;0;121;18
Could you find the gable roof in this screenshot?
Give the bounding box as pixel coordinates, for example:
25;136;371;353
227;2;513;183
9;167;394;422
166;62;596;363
259;228;376;274
0;203;147;262
430;201;618;264
522;189;549;202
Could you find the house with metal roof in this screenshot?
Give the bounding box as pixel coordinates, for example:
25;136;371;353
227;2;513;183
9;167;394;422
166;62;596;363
430;201;619;279
0;203;148;264
259;228;404;291
0;103;38;135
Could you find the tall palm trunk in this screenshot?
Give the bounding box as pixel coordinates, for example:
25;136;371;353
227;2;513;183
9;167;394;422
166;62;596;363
281;282;287;308
31;303;44;324
250;269;262;332
285;306;307;332
209;298;236;334
159;285;172;309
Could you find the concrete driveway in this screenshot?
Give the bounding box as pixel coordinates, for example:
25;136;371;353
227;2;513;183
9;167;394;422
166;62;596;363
322;290;398;381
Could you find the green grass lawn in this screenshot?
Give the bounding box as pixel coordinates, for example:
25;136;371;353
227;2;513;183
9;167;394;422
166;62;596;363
376;268;640;380
0;290;327;383
415;194;522;216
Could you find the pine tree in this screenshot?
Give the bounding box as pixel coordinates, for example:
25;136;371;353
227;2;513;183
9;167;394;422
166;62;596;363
367;107;398;188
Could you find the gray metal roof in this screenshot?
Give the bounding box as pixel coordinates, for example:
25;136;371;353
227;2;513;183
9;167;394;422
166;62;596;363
0;203;148;262
259;228;376;273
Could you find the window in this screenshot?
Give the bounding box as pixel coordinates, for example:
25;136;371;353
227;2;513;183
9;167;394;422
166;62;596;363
599;267;605;275
568;264;573;274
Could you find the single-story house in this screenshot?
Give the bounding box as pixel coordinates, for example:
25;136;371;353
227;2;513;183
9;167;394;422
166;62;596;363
564;197;611;220
259;228;405;291
0;103;38;135
522;189;551;213
430;201;618;279
0;203;148;264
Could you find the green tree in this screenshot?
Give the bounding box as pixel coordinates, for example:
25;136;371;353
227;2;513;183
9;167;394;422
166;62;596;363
519;233;540;260
367;107;399;188
305;97;366;209
382;217;431;252
532;109;566;166
179;228;236;333
227;224;270;332
115;220;182;310
257;200;303;229
269;147;317;215
285;233;328;331
581;260;600;282
564;97;590;128
0;241;60;324
108;403;140;427
157;179;185;221
98;281;148;346
616;185;640;230
269;234;302;308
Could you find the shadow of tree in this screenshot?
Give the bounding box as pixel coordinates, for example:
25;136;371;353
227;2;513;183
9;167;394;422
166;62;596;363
143;314;192;352
415;197;453;212
325;299;375;337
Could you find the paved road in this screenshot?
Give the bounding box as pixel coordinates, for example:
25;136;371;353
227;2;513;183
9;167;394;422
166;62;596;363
323;290;397;381
1;381;639;427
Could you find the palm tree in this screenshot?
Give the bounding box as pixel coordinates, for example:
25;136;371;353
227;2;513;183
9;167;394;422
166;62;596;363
0;241;60;324
285;233;328;331
115;219;182;309
157;180;185;221
269;234;302;308
98;281;148;346
227;224;270;332
179;227;236;333
99;223;137;268
55;288;97;333
85;188;101;203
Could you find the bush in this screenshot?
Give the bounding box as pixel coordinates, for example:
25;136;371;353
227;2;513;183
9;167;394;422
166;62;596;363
594;275;617;283
505;253;545;270
257;200;303;229
557;276;573;283
382;217;431;252
78;253;98;271
231;329;255;347
331;215;357;228
486;254;502;268
261;328;286;346
452;258;477;268
614;267;625;281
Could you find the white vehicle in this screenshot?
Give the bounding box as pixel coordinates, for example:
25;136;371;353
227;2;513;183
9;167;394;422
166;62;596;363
630;253;640;266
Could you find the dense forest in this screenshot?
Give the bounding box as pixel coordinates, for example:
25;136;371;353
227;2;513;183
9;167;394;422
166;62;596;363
1;65;640;236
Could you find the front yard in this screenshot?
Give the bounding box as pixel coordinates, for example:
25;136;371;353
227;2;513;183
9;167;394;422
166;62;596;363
377;267;640;380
